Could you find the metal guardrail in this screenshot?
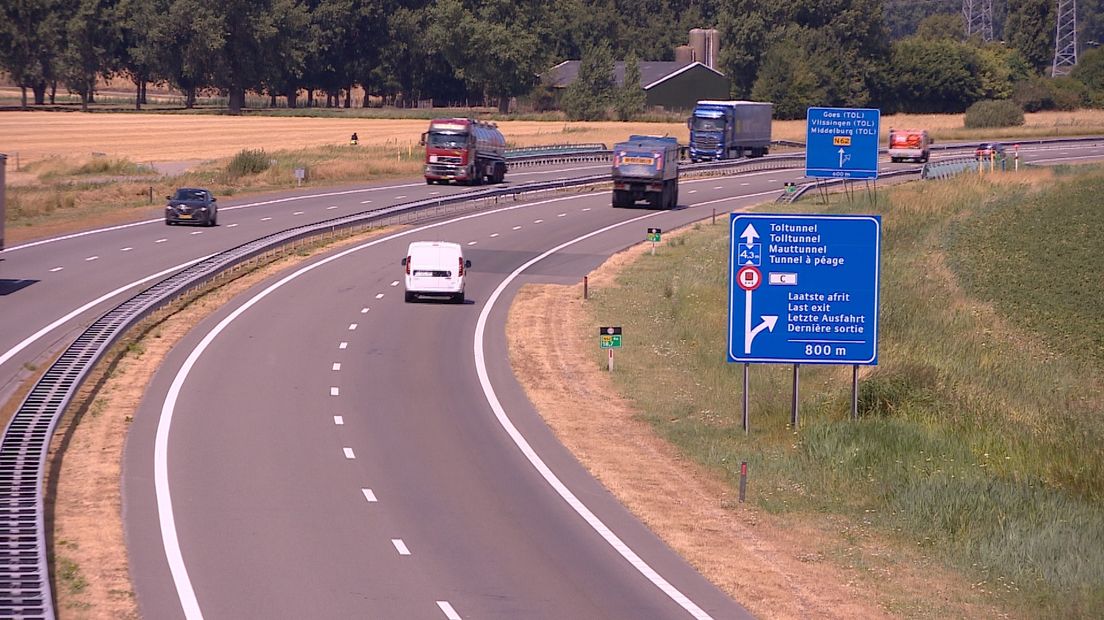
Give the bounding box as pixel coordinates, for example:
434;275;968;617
2;133;1100;618
921;157;982;180
505;143;606;158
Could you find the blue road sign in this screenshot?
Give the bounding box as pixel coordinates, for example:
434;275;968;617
805;107;881;179
727;213;881;365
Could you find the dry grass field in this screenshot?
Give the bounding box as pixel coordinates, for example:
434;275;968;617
3;109;1104;243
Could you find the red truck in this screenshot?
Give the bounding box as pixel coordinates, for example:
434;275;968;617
421;118;507;185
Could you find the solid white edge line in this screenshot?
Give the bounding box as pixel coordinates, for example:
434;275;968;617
472;212;719;620
153;187;772;617
0;254;215;368
437;600;462;619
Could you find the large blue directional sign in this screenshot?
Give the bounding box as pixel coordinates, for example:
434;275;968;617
805;107;881;179
727;213;881;365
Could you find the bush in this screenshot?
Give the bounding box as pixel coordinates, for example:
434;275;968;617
963;99;1025;128
1049;76;1090;111
227;149;270;176
1012;77;1054;112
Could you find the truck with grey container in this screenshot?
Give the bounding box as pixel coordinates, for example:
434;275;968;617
687;100;772;162
611;135;680;209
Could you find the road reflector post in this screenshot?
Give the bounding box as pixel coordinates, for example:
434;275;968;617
583;275;588;300
739;461;748;503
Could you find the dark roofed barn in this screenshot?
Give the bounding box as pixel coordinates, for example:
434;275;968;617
543;60;730;112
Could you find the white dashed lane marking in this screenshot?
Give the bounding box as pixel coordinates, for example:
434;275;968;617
360;200;372;204
330;387;340;396
490;233;499;238
740;182;750;186
332;363;341;371
467;241;477;246
261;217;272;221
689;190;698;194
85;256;99;261
713;186;724;190
227;223;239;228
327;205;338;210
582;207;591;211
395;195;407;199
534;219;544;223
375;293;385;299
391;539;411;556
155;239;167;244
437;601;462;620
293;211;304;216
190;231;203;235
339;342;349;349
362;489;377;503
390;281;399;287
512;225;522;230
348;323;358;331
334;416;344;425
557;213;566;217
121;247;133;252
49;267;63;273
343;448;356;459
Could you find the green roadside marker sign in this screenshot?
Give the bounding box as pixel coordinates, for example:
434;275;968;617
647;227;661;243
599;326;622;349
785;181;796;194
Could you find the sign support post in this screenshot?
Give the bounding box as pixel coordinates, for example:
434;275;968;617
791;363;800;429
851;365;859;420
742;363;750;435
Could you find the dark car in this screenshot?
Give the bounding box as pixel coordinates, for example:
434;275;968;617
975;142;1006;159
165;188;218;226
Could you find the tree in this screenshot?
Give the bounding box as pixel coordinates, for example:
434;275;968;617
1072;46;1104;92
560;42;615;120
750;29;828;119
0;0;65;107
156;0;223;108
58;0;121;112
117;0;169;109
887;37;983;113
915;13;965;41
1005;0;1055;73
716;0;772;97
975;44;1032;100
429;0;544;112
613;51;646;121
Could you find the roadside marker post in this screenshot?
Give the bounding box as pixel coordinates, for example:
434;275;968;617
647;227;661;255
599;326;622;371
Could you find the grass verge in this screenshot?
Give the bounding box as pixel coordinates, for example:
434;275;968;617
586;166;1104;617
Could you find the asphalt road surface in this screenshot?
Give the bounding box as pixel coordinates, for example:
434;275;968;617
3;141;1103;619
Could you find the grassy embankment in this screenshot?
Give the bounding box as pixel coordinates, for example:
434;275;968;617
586;166;1104;617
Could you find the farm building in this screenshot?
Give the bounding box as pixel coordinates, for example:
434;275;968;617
543;60;730;112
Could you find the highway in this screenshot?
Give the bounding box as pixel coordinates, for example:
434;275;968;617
3;140;1103;618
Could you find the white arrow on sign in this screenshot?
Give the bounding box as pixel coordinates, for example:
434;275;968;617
743;288;778;354
740;223;759;246
838;148;845;168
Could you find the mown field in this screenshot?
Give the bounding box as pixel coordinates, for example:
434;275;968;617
4;109;1104;244
585;166;1104;617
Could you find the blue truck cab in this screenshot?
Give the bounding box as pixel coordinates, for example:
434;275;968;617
611;135;680;209
687;100;773;162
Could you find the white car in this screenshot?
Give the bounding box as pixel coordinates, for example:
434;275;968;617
401;241;470;303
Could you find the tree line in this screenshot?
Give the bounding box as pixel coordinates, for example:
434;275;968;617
1;0;1102;118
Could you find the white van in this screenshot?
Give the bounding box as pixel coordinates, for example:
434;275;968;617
401;241;471;303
